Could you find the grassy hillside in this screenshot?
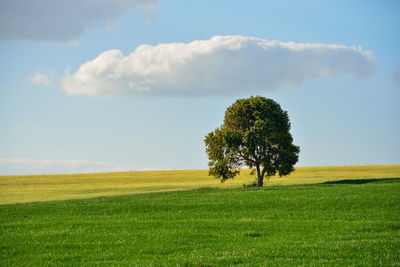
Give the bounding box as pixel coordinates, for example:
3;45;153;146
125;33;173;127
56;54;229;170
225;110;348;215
1;178;399;266
1;165;399;204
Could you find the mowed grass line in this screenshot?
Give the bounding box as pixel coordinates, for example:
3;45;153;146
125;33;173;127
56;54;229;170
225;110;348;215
1;165;399;204
1;178;399;266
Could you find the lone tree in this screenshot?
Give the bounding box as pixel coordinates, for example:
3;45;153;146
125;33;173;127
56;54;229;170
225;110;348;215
205;96;299;187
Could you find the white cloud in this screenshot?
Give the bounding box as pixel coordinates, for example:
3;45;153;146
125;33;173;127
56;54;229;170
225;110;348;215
0;158;132;175
0;0;162;42
28;70;53;86
61;35;376;97
393;63;400;86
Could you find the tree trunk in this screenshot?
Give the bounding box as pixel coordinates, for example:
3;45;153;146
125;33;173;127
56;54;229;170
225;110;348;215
256;166;263;187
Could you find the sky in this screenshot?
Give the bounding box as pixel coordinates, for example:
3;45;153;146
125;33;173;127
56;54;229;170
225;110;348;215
0;0;399;175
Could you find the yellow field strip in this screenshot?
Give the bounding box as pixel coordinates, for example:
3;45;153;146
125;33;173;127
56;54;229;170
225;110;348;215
0;165;399;205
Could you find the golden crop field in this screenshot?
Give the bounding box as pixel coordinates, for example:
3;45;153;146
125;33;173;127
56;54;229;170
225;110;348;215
0;165;399;205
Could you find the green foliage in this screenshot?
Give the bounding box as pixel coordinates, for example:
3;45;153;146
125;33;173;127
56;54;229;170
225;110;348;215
205;96;300;185
204;128;241;182
1;179;399;265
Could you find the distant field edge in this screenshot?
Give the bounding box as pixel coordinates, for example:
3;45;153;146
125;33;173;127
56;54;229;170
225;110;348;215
1;164;400;177
0;164;399;205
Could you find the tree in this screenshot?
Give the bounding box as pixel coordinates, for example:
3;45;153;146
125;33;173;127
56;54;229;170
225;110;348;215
205;96;300;187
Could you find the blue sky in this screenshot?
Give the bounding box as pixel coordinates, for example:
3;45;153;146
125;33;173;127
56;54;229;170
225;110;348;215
0;0;399;174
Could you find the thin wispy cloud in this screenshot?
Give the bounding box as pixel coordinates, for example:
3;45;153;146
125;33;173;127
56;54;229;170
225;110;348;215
61;35;376;97
28;70;53;86
393;62;400;86
0;0;162;42
0;158;132;175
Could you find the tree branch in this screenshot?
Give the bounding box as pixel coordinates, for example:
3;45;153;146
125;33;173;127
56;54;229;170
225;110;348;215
261;167;267;177
238;150;256;164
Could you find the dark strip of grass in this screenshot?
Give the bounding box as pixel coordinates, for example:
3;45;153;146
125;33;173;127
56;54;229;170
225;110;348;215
321;177;400;185
1;179;399;266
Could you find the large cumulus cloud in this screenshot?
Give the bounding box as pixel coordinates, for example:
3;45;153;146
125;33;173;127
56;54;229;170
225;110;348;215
0;0;162;42
61;35;376;96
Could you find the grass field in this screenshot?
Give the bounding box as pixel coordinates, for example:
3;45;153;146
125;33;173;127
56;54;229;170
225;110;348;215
1;165;400;204
1;177;399;266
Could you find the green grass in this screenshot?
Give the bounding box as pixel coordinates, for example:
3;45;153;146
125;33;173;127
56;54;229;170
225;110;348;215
1;178;399;266
1;165;400;204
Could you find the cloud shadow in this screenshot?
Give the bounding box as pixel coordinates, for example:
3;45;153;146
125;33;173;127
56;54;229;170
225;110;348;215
321;177;400;185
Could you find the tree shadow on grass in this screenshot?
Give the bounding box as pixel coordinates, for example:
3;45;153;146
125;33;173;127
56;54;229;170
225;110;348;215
321;177;400;185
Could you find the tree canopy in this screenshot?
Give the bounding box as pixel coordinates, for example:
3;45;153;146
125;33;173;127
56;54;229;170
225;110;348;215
205;96;300;187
